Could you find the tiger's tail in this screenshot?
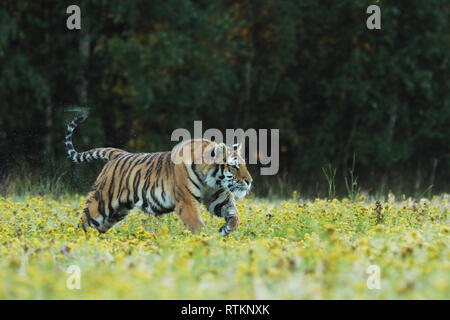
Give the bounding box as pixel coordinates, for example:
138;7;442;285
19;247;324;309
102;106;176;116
65;115;126;163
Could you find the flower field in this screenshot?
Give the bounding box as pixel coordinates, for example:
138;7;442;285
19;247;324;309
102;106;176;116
0;194;448;299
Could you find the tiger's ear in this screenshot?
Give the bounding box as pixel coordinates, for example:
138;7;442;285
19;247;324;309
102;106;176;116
233;143;243;156
213;143;227;162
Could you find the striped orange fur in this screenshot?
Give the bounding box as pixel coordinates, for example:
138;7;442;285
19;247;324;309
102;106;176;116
65;116;252;236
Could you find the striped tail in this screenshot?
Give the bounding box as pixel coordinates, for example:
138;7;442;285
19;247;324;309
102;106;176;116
65;116;126;163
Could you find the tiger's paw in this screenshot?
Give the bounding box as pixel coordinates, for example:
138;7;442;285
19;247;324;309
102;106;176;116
219;225;232;236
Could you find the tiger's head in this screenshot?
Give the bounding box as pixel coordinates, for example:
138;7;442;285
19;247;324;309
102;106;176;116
171;139;253;199
204;142;253;199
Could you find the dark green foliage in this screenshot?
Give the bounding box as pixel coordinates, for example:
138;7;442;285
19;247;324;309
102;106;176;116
0;0;448;197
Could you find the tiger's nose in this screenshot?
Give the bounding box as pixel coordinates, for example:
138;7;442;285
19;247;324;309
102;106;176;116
244;178;252;186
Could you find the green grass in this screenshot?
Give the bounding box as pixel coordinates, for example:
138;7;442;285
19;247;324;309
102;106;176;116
0;193;448;299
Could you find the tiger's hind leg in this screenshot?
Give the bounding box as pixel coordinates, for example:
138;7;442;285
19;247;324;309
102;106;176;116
80;190;127;234
80;192;106;233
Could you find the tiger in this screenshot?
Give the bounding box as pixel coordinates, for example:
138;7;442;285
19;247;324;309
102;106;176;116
65;115;253;236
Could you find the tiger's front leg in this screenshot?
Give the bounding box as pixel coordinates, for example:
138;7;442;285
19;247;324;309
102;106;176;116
175;195;206;233
205;189;239;236
219;203;239;236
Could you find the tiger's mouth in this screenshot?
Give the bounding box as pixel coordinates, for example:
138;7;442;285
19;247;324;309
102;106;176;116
230;183;251;199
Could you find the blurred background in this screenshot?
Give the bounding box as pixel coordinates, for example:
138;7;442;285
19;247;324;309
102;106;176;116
0;0;448;198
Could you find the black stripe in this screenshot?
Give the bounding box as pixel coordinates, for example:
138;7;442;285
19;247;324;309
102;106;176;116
175;185;185;202
143;154;158;183
211;165;219;178
185;186;201;203
100;148;108;160
132;169;142;204
144;153;158;166
123;158;140;203
98;197;107;219
117;154;137;202
214;197;229;217
161;179;166;202
118;154;135;174
185;166;201;191
141;169;154;211
134;153;149;165
155;153;164;177
153;205;173;216
191;163;204;186
99;176;107;191
83;208;100;227
150;185;165;209
107;156;125;214
163;153;171;180
188;175;201;191
211;189;224;203
155;154;164;188
130;153;146;166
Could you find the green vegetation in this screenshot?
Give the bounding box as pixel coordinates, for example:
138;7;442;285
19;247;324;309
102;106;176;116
322;163;337;200
0;0;449;197
0;194;448;299
345;153;361;201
